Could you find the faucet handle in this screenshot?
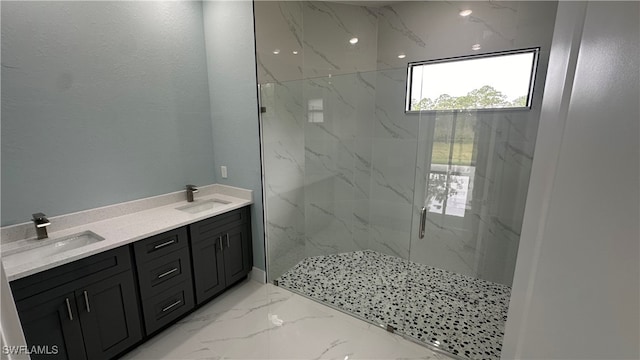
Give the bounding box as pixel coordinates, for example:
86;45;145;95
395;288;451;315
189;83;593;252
186;184;199;193
32;212;47;220
32;212;51;227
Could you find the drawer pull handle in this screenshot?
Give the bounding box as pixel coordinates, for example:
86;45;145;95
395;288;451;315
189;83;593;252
83;291;91;312
224;233;230;248
154;239;176;250
158;268;179;279
217;236;222;251
162;300;182;312
65;298;73;320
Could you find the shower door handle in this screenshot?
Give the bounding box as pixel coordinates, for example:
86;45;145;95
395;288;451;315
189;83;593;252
419;207;426;239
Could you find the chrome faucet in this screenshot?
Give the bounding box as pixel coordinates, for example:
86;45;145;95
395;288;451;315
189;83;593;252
186;185;199;202
32;213;51;239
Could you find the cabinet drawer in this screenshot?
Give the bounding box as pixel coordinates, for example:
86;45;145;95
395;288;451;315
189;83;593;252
136;246;191;299
11;246;132;301
141;281;194;336
190;207;248;243
133;227;188;263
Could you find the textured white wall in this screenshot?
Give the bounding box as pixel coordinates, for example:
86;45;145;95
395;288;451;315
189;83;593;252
1;1;215;226
503;1;640;358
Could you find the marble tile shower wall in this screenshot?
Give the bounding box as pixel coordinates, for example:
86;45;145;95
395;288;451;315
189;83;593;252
304;73;374;258
255;1;303;83
258;1;381;281
409;110;545;286
393;1;557;286
368;67;417;260
257;1;558;284
255;1;379;83
261;81;306;281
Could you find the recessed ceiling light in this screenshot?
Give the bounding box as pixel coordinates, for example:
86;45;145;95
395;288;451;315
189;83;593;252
459;9;472;17
471;44;481;51
398;54;406;59
292;50;298;55
273;49;280;55
349;37;359;44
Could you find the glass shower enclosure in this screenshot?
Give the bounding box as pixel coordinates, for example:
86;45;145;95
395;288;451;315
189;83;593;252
257;1;558;359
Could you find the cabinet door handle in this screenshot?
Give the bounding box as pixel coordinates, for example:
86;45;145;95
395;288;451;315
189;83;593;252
83;291;90;312
65;298;73;320
162;300;182;312
158;267;179;279
224;233;230;248
154;239;176;250
217;236;222;251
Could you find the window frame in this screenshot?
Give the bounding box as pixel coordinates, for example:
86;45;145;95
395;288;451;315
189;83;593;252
404;47;541;113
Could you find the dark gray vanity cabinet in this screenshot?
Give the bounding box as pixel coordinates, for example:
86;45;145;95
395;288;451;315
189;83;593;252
10;205;253;360
75;271;142;360
11;246;143;360
14;290;86;360
190;231;225;302
222;223;253;285
132;227;195;335
190;206;252;304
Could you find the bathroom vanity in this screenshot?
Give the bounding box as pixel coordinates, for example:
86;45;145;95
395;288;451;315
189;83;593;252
1;185;253;360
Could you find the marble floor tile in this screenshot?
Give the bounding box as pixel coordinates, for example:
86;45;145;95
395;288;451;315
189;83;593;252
123;279;452;360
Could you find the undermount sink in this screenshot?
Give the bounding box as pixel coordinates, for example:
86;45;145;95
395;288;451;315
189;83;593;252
176;199;231;214
2;231;105;269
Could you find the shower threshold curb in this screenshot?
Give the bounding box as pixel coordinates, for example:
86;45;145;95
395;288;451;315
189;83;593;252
274;281;467;360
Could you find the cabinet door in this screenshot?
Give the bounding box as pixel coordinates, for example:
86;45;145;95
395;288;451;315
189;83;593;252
76;271;142;360
16;291;87;360
221;223;252;286
190;232;226;304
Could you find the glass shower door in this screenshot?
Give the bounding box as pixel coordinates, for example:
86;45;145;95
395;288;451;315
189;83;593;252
262;69;418;337
402;108;517;359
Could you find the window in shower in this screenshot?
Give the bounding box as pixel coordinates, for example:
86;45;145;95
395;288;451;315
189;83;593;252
405;48;540;112
427;113;476;217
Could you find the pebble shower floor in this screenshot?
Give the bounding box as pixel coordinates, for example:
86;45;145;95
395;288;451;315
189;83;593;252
276;250;510;360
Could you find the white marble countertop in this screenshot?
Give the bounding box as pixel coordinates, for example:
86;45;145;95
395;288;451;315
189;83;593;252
1;185;252;281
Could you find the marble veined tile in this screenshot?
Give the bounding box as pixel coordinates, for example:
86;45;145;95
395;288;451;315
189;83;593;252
254;1;303;83
123;279;450;360
301;1;378;78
